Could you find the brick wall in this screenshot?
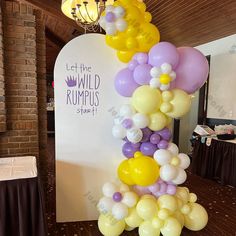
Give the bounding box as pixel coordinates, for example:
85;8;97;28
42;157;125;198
0;2;6;133
0;1;47;159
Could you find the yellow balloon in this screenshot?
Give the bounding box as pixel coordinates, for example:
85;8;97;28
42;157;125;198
98;214;126;236
148;112;169;131
173;211;185;227
157;195;178;213
117;160;135;186
175;187;190;204
126;37;138;50
106;34;127;51
125;225;135;231
144;12;152;22
132;86;162;115
184;203;208;231
139;221;160;236
136;198;158;220
160;89;191;118
117;50;135;63
125;207;143;228
129;155;160;186
160;217;182;236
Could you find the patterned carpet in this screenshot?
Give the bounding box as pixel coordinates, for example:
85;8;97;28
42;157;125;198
44;137;236;236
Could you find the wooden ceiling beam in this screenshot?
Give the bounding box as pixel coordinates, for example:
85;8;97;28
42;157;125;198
20;0;83;32
45;26;66;49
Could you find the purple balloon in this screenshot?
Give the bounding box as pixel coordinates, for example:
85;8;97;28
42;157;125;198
114;68;139;97
128;60;139;71
157;128;172;141
140;142;157;156
133;64;152;85
166;185;177;195
150;134;161;144
133;185;151;196
141;128;153;142
148;183;160;193
106;12;116;22
158;140;169;149
148;42;180;68
173;47;209;94
122;119;133;129
122;142;140;158
113;192;123;202
135;53;149;64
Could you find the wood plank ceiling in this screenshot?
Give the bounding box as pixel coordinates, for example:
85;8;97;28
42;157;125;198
21;0;236;74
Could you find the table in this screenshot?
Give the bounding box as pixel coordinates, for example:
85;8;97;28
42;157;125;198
191;138;236;186
0;156;47;236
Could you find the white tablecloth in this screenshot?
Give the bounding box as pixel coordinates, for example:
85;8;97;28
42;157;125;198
0;156;37;181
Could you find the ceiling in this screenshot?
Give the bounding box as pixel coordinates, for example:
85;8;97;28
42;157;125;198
20;0;236;74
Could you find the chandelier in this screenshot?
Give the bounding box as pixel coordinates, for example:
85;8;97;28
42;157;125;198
61;0;114;32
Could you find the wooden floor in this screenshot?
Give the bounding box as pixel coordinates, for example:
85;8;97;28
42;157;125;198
43;137;236;236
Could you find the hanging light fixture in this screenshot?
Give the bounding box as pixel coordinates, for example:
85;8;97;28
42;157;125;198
61;0;114;32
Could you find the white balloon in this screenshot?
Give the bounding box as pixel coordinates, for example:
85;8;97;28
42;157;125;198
116;19;127;32
112;203;128;220
172;168;187;185
170;71;176;80
114;6;125;18
106;23;117;35
103;182;118;197
106;5;115;12
127;128;143;144
112;125;126;139
114;116;124;125
97;197;115;213
160;84;170;91
167;143;179;155
154;149;172;166
132;113;149;129
122;192;138;208
98;16;106;29
160;164;178;182
161;63;172;74
119;104;136;118
149;78;160;89
119;183;130;193
150;67;161;78
178;153;190;169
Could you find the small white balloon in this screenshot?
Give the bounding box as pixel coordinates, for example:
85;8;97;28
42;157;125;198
161;63;172;74
154;149;172;166
170;71;176;80
160;164;178;182
106;5;115;12
149;78;161;89
132;113;149;129
99;16;106;29
112;125;126;139
114;116;124;125
167;143;179;156
127;128;143;144
119;104;136;118
122;192;138;208
172;168;187;185
112;203;129;220
119;183;130;193
114;6;125;18
116;19;127;32
150;67;162;78
160;84;170;91
106;23;117;35
97;197;114;213
178;153;191;169
103;182;118;197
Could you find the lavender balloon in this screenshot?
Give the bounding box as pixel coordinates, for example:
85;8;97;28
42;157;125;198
133;64;152;85
173;47;209;94
157;128;172;141
140;142;157;156
134;53;149;64
148;42;180;68
114;68;139;97
141;128;153;142
113;192;122;202
106;12;116;22
150;133;161;144
157;140;169;149
122;142;140;158
128;60;139;71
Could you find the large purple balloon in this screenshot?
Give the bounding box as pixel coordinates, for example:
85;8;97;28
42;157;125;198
114;68;139;97
140;142;157;156
148;42;180;68
133;64;152;85
173;47;209;94
157;128;172;141
122;142;140;158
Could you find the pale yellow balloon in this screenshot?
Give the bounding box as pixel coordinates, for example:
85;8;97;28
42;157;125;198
160;217;182;236
98;214;126;236
161;89;191;118
132;86;162;114
175;187;190;204
125;225;135;231
184;203;208;231
125;207;143;228
136;198;158;220
173;211;185;227
157;195;178;213
148;112;168;131
141;194;157;201
139;221;161;236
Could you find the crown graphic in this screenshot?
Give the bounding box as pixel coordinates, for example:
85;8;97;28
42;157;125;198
65;76;77;87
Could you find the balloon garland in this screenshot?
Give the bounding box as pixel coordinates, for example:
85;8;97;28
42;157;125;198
97;1;209;235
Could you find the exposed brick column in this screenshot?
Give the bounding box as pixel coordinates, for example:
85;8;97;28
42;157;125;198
0;2;6;133
0;1;39;157
34;9;47;169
